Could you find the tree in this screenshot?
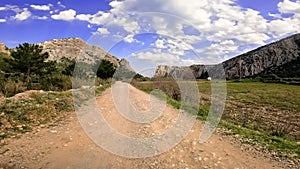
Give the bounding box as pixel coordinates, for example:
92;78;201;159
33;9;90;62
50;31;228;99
96;60;116;79
8;43;55;89
0;52;12;72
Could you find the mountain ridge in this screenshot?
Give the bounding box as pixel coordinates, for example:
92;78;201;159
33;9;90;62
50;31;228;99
0;38;136;72
38;37;120;66
154;33;300;80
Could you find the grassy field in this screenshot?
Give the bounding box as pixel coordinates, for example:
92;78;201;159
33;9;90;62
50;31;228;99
132;80;300;159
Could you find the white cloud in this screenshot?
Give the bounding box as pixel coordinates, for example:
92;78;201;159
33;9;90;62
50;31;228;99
123;34;138;43
278;0;300;14
268;13;282;19
132;50;180;65
32;16;48;20
203;40;239;59
0;19;6;23
57;1;66;8
268;18;300;37
154;39;167;49
76;14;92;21
30;0;298;66
14;8;31;21
96;27;110;35
30;4;51;11
131;49;198;66
0;7;6;11
51;9;76;21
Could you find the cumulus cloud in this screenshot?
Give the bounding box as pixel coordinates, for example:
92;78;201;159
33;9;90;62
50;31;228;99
51;9;76;21
76;14;92;21
152;38;194;57
14;8;31;21
33;16;48;20
62;0;298;66
278;0;300;14
43;0;298;66
268;13;282;19
131;49;198;66
0;5;21;12
268;18;300;37
3;0;299;67
123;34;140;43
96;27;110;35
30;4;51;11
0;19;6;23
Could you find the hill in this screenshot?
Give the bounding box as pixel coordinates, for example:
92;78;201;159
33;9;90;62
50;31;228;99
38;38;120;66
154;33;300;81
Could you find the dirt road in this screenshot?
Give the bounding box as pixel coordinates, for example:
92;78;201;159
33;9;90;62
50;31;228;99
0;82;285;168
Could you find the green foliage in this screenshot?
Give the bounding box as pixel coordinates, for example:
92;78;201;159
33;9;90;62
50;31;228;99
96;60;116;79
0;52;11;72
8;43;57;89
40;73;72;91
0;42;117;96
0;91;74;139
73;61;95;79
58;57;76;76
0;74;26;97
133;73;151;81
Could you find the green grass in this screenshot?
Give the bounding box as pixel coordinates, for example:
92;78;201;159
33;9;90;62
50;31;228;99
132;80;300;159
226;81;300;112
0;84;111;140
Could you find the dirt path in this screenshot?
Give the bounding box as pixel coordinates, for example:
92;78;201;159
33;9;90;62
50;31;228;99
0;82;285;169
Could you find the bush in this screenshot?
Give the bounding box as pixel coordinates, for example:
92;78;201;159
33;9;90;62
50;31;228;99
154;78;181;101
96;60;116;79
40;74;72;91
0;75;26;97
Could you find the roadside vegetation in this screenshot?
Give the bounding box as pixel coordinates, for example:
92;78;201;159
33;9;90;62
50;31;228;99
131;79;300;160
0;43;116;97
0;43;115;140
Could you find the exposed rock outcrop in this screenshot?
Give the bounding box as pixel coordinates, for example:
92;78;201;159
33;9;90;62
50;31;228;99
39;38;120;66
224;33;300;79
0;42;9;54
154;33;300;79
119;58;135;72
1;38;135;74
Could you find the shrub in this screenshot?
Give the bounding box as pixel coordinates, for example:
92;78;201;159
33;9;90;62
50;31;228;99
40;74;72;91
0;75;26;97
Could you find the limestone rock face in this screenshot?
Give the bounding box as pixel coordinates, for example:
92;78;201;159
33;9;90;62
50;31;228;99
119;58;135;72
223;33;300;79
0;42;9;54
1;38;135;74
39;38;119;66
154;33;300;79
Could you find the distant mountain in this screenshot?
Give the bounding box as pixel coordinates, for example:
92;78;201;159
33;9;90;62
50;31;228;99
39;38;120;66
154;33;300;80
0;38;136;74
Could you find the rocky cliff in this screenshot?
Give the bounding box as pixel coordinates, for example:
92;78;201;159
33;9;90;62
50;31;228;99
39;38;120;66
0;42;9;55
154;33;300;79
224;33;300;79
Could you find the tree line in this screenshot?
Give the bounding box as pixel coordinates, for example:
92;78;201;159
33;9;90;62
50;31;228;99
0;43;116;97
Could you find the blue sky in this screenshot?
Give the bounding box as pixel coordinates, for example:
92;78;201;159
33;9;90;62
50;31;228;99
0;0;300;76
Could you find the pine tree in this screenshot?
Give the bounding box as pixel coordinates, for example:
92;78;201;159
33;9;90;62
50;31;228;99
9;43;55;89
96;60;116;79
